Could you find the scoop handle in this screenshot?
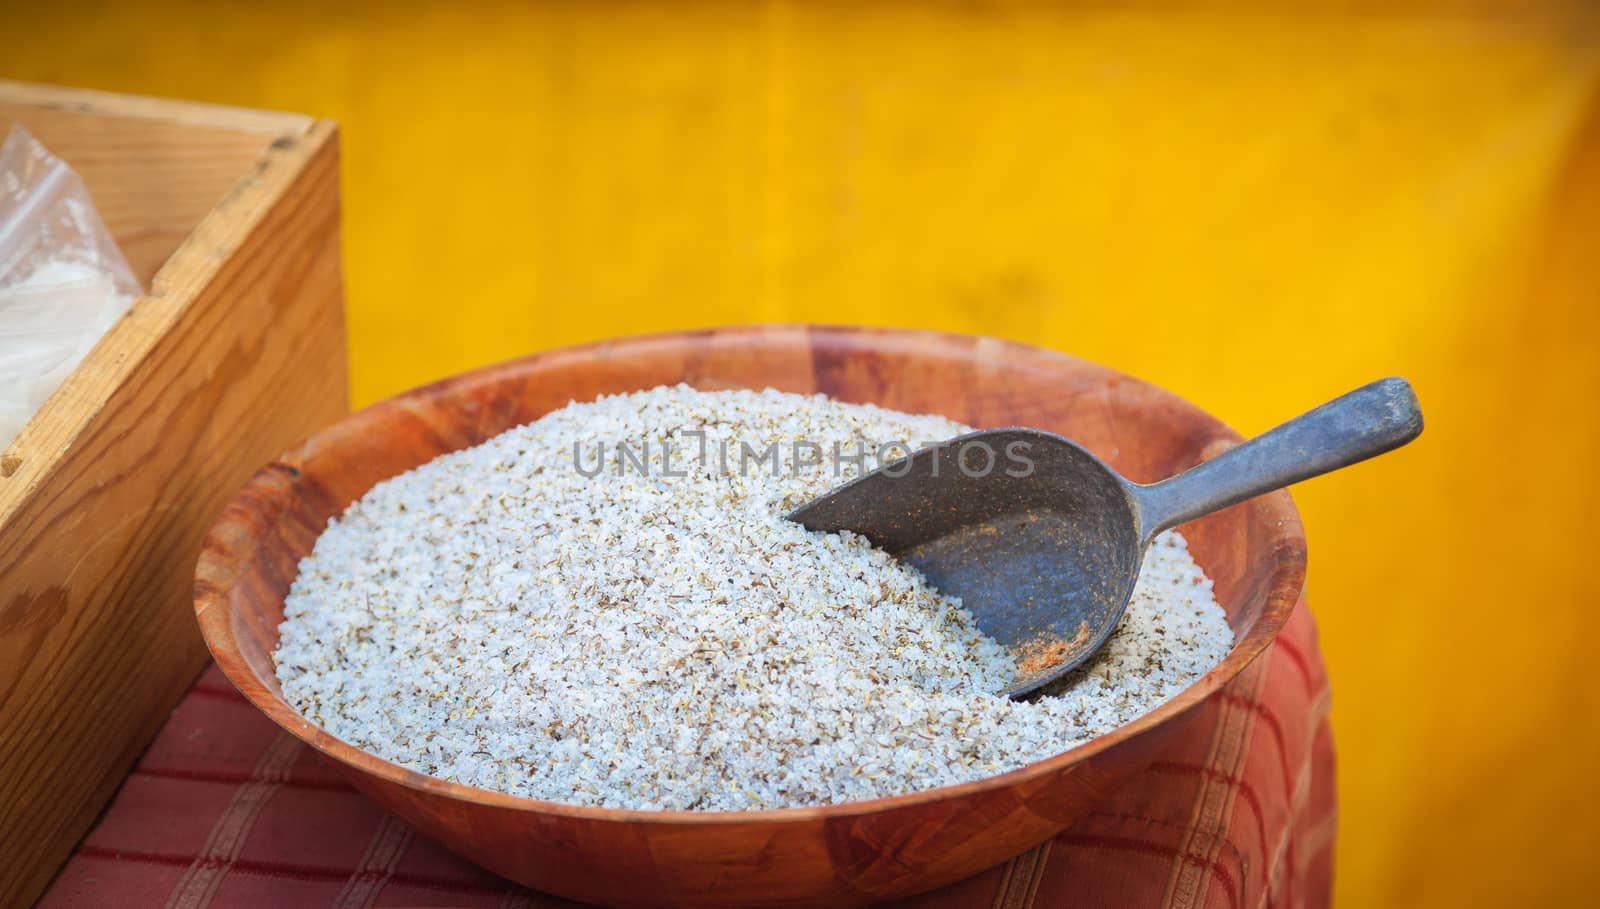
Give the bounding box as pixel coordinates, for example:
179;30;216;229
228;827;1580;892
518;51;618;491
1134;377;1422;543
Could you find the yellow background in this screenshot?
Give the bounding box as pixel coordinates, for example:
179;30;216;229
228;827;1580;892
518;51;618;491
6;1;1598;905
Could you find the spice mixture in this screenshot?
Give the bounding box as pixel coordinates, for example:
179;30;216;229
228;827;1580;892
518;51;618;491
276;386;1232;810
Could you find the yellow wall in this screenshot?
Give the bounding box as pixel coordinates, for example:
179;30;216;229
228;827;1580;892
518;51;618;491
5;1;1598;905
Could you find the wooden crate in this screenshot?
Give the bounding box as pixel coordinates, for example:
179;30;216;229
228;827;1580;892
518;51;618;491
0;82;347;907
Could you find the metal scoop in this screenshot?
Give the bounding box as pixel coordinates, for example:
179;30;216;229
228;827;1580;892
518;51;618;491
789;377;1423;698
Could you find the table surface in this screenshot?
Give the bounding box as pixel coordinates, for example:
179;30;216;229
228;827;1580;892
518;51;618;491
38;599;1332;909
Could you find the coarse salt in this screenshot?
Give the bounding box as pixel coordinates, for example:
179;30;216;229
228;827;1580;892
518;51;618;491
276;386;1232;810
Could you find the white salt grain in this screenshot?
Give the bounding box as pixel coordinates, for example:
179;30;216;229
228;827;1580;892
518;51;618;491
276;386;1232;810
0;260;133;447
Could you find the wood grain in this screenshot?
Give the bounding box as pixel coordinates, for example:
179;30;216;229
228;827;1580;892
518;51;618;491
0;81;347;909
0;82;312;288
196;325;1305;909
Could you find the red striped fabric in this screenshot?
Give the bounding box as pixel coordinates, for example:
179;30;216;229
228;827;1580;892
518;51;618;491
39;600;1334;909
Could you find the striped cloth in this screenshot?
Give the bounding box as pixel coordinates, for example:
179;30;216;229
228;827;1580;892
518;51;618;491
39;599;1333;909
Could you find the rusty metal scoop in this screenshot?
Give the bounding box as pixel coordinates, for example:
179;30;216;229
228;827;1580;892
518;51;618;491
789;378;1423;698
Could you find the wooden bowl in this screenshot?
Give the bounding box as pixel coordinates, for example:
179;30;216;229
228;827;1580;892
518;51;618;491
195;325;1305;908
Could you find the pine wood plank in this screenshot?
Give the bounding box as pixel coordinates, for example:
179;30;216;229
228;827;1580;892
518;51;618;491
0;83;347;908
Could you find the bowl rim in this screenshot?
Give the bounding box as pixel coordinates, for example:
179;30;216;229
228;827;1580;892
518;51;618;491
195;323;1306;826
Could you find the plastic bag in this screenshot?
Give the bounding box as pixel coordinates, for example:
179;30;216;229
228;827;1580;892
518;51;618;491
0;124;140;447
